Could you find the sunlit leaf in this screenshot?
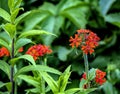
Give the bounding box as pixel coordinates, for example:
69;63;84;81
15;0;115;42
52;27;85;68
41;72;58;93
15;11;31;25
14;65;61;80
0;8;11;22
18;75;40;87
2;23;16;39
18;30;57;38
10;54;36;66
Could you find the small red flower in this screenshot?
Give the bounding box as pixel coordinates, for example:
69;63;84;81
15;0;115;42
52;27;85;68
69;29;100;54
69;34;82;48
81;69;106;88
0;47;10;57
18;47;23;52
26;44;52;61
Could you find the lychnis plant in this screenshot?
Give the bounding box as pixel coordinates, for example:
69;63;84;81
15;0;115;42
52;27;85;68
0;0;60;94
69;29;106;94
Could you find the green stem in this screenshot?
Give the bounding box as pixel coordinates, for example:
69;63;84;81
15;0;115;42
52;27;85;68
10;39;15;94
83;53;90;88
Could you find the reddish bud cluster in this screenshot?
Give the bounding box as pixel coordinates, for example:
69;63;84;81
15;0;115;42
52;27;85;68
0;47;23;57
81;69;106;88
26;44;52;61
69;29;100;54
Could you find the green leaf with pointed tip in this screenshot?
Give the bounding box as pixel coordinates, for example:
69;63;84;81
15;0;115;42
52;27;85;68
41;72;58;94
18;30;57;38
18;75;40;87
2;23;16;39
0;38;10;52
0;8;11;22
15;0;22;8
15;11;31;25
58;65;71;92
10;54;36;66
11;8;24;22
8;0;14;12
0;60;10;79
15;38;32;54
65;88;82;94
105;13;120;27
14;65;61;80
0;81;12;92
61;8;87;28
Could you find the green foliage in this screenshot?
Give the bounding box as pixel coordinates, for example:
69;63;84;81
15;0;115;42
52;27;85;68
0;8;11;22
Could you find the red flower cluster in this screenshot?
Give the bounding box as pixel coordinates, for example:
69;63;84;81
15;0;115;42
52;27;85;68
81;69;106;88
0;47;10;57
69;29;100;54
26;44;52;61
95;69;106;85
0;47;24;57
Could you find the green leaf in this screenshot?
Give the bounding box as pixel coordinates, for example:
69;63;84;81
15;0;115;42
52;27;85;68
88;68;96;81
8;0;14;12
0;91;9;94
10;54;36;66
79;79;87;88
39;2;56;15
57;46;71;61
15;0;22;8
0;38;10;52
2;23;16;39
18;75;40;87
11;8;24;22
0;60;10;79
14;65;61;80
15;11;31;25
105;13;120;27
15;38;32;53
61;8;87;28
5;82;12;92
0;8;11;22
0;81;6;88
58;65;71;92
41;72;58;94
65;88;82;94
18;30;57;38
99;0;116;15
23;10;49;31
0;32;11;44
59;0;85;12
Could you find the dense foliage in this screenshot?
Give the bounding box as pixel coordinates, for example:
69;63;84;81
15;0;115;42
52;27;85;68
0;0;120;94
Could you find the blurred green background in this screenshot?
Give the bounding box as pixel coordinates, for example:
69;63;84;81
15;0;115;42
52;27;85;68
0;0;120;94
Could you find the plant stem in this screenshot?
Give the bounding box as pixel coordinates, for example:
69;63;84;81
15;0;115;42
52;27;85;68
83;53;90;88
10;39;15;94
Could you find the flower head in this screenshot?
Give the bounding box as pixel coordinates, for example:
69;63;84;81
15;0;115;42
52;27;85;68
69;29;100;54
0;47;10;57
81;69;106;88
26;44;52;61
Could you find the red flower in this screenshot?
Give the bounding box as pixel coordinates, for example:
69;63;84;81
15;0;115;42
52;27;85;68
18;47;23;52
69;34;82;48
26;44;52;61
95;69;106;85
69;29;100;54
0;47;10;57
81;69;106;88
